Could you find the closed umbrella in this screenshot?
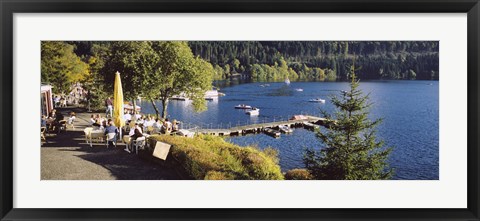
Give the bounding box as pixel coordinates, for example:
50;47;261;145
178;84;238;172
113;71;125;129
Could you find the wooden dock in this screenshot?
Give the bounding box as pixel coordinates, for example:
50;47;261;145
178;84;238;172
194;115;329;137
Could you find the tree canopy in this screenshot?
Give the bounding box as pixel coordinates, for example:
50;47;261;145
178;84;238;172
189;41;439;81
41;41;90;94
147;41;214;118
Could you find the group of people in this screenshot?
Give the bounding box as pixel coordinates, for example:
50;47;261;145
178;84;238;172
54;96;67;108
89;111;180;149
41;109;76;133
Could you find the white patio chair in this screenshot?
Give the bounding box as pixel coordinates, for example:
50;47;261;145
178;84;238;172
83;127;93;146
105;133;117;148
133;136;146;154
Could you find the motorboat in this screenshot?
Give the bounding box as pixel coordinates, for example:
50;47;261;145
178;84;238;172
171;94;189;101
235;104;253;109
309;98;326;103
123;102;141;111
246;107;260;116
303;122;320;130
278;125;293;133
295;88;303;92
263;128;281;137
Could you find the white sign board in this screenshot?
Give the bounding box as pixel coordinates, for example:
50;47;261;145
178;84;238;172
152;141;171;160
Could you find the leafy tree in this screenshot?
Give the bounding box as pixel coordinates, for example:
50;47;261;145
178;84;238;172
41;42;90;94
303;65;393;180
103;41;159;113
81;44;110;111
148;41;214;118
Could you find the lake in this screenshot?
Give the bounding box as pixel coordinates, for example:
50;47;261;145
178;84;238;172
139;80;439;180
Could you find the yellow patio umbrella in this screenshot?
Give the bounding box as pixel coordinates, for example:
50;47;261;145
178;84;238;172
113;71;125;128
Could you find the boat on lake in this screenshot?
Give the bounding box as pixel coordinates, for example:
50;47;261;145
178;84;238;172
263;128;281;137
303;122;320;130
171;95;189;101
285;77;290;85
235;104;252;109
123;102;141;111
295;88;303;92
205;89;222;99
278;125;293;133
205;97;215;101
309;98;326;103
246;107;260;116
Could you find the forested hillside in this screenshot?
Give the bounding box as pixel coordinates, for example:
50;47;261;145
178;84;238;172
69;41;439;82
189;41;439;81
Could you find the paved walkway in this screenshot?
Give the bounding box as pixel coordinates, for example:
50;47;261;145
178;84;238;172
41;107;180;180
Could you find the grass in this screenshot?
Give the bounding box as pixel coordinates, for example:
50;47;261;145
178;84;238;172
150;134;284;180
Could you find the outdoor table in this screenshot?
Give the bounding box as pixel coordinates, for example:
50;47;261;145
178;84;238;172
89;130;104;147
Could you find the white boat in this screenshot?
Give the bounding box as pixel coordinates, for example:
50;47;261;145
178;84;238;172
123;102;141;111
278;125;293;133
171;96;189;101
295;88;303;92
246;107;260;116
235;104;253;109
303;122;320;130
205;89;219;97
263;128;281;137
285;77;290;85
309;98;326;103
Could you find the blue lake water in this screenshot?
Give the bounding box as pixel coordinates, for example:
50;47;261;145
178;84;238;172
139;80;439;180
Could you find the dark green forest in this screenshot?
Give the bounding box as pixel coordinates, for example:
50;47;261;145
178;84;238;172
70;41;439;82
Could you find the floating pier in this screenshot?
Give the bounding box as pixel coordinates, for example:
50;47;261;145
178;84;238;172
195;115;329;137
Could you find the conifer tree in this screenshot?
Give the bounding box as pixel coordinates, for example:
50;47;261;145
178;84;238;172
303;63;394;180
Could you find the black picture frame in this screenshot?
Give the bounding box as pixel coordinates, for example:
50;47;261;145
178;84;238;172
1;0;479;220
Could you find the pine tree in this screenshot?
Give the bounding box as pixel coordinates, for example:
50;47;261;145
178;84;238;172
303;64;394;180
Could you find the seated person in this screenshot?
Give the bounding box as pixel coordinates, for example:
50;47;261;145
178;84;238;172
172;119;179;132
137;116;145;125
126;126;144;153
135;112;142;120
90;114;97;126
153;118;162;130
130;128;144;141
48;109;57;119
129;122;143;136
94;114;105;128
124;110;132;121
162;118;173;133
142;116;154;131
68;112;76;124
104;119;119;147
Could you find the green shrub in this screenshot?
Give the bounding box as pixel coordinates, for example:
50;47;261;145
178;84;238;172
284;169;313;180
151;135;284;180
